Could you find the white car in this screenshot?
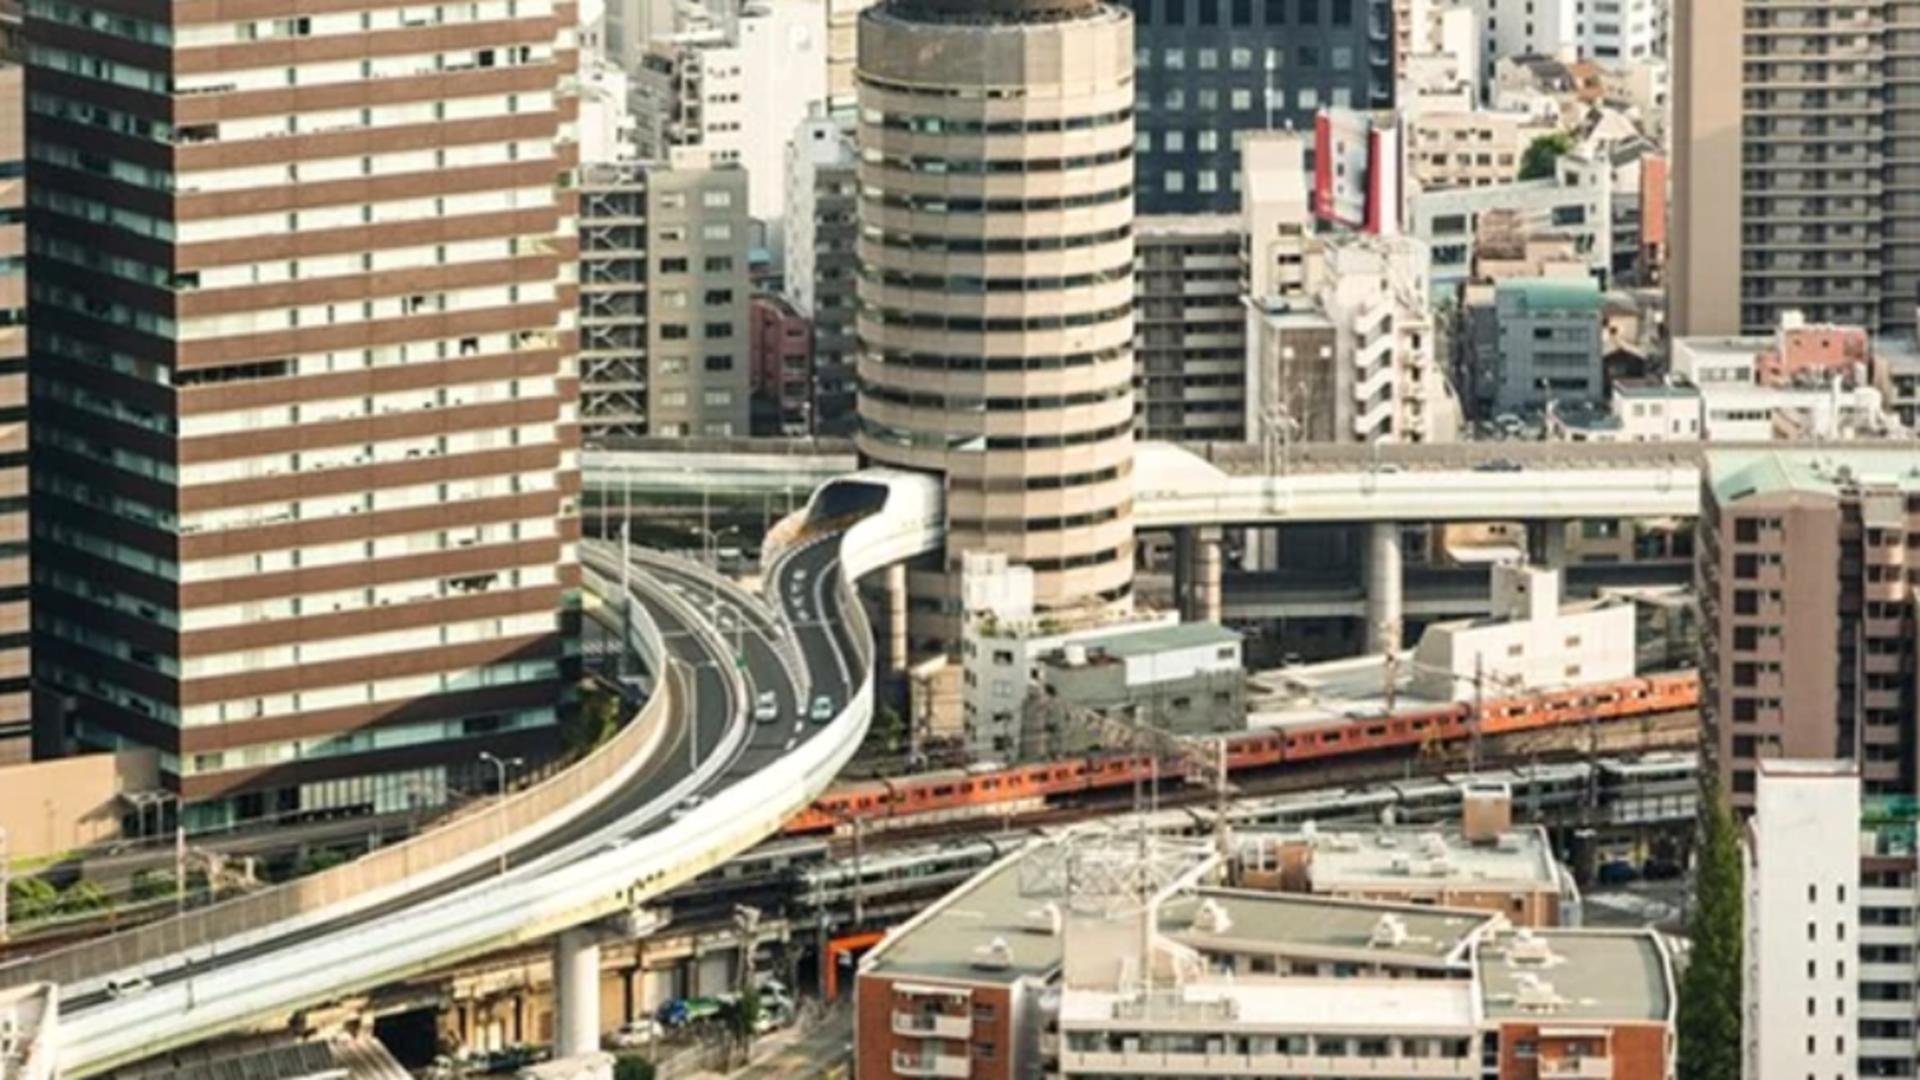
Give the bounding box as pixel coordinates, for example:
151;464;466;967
809;695;834;723
753;690;779;723
607;1019;662;1049
105;976;153;999
670;796;706;821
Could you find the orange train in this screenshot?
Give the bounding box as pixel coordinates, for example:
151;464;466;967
783;669;1699;835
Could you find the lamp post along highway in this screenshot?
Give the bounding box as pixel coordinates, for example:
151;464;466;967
479;752;524;876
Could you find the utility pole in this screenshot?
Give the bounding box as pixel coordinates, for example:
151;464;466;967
851;812;865;927
175;826;187;915
1470;651;1484;776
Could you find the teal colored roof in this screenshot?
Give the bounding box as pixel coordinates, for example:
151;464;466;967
1707;447;1920;505
1497;276;1602;313
1076;622;1242;658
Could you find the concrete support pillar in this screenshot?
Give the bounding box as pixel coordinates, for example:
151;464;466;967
553;928;602;1060
885;562;908;676
1192;527;1224;625
1365;522;1403;654
1529;520;1568;568
1173;528;1195;618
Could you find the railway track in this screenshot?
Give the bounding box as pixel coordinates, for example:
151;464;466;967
827;710;1699;851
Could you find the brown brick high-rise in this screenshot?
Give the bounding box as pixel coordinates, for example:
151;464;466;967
1700;448;1920;815
24;0;581;828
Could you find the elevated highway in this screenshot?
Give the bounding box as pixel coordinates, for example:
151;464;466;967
1;469;943;1076
1215;561;1691;621
580;439;1710;545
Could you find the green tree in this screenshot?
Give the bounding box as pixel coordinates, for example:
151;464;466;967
613;1056;655;1080
1518;132;1574;180
129;869;176;903
6;877;58;923
295;848;349;877
1677;783;1744;1080
57;879;111;916
566;683;622;754
730;985;762;1044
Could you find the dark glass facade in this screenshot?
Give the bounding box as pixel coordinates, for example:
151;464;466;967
1126;0;1392;213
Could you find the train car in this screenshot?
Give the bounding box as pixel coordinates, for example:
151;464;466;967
782;670;1702;836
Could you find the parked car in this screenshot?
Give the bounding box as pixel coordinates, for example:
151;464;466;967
607;1018;663;1049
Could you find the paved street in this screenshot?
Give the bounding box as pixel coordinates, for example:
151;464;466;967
688;1007;852;1080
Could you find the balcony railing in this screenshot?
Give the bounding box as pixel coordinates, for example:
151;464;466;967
892;1050;971;1078
894;1012;972;1039
1540;1056;1614;1079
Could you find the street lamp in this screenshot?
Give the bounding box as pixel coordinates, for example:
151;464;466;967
478;751;524;877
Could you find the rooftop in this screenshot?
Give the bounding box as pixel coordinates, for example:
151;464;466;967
1137;213;1243;238
1162;889;1494;969
1613;378;1699;400
860;842;1063;987
1274;825;1563;896
1497;277;1603;312
1706;446;1920;504
1476;929;1673;1023
1054;622;1242;661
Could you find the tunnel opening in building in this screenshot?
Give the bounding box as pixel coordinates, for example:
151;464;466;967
807;478;890;529
374;1006;441;1069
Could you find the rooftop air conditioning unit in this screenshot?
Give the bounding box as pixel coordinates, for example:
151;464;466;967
971;937;1014;971
1509;928;1555;965
1371;914;1410;948
1192;898;1233;935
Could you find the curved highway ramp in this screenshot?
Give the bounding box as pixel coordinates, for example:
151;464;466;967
0;468;940;1077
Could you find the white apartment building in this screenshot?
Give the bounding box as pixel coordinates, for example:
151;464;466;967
1249;235;1460;446
1410;151;1615;290
633;1;827;230
634;25;745;166
959;553;1176;761
1744;761;1863;1080
858;828;1679;1080
1466;0;1660;85
1410;564;1636;700
783;112;859;431
1607;381;1702;442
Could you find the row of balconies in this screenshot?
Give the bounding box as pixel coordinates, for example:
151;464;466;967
1057;1050;1476;1077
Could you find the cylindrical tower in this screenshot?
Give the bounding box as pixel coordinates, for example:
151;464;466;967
855;0;1137;637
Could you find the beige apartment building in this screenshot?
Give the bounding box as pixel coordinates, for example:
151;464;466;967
1700;448;1920;815
1404;110;1553;192
25;0;582;828
854;0;1138;644
1672;0;1900;335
